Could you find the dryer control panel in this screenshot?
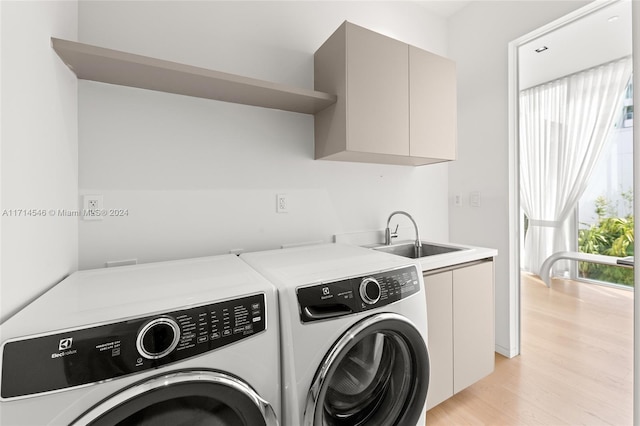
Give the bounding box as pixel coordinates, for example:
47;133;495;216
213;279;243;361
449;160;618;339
297;265;421;323
0;293;266;400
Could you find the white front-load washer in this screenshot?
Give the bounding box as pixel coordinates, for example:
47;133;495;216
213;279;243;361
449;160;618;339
0;255;280;425
241;243;429;426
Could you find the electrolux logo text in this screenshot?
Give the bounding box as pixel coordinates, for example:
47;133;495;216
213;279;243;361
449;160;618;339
52;337;77;359
59;338;73;351
320;286;333;300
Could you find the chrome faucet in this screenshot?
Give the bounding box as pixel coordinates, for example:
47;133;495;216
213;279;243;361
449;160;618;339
385;211;422;257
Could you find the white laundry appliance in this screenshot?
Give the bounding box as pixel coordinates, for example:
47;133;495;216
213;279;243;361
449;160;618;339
0;255;280;425
241;243;429;426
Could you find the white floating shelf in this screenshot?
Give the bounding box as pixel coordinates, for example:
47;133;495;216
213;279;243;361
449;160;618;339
51;37;337;114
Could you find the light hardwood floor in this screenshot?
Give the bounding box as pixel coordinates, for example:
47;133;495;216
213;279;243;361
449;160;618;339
426;273;634;425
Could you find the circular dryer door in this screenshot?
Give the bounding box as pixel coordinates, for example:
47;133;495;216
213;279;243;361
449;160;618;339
304;313;429;426
71;370;278;426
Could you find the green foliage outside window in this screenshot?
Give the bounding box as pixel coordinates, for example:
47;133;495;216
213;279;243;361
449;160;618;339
578;190;634;286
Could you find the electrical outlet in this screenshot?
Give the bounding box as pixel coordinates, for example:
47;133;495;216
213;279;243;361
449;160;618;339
83;194;103;221
276;194;288;213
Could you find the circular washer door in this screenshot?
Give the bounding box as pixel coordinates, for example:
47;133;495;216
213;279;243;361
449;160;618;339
72;370;278;426
304;313;429;426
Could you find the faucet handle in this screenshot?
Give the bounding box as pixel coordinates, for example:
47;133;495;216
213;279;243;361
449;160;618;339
384;224;399;245
390;224;399;239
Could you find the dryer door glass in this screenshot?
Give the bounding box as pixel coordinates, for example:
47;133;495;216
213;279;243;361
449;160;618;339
72;371;278;426
305;313;429;426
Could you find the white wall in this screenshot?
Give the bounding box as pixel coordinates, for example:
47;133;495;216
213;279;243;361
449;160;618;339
0;1;78;323
447;1;589;356
77;1;451;269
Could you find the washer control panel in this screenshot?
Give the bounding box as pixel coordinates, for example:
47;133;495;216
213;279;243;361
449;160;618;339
0;293;266;400
297;265;421;323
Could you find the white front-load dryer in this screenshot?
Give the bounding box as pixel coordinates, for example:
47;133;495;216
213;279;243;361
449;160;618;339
0;255;280;425
241;243;429;426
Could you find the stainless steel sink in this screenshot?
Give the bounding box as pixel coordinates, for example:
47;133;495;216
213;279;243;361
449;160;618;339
373;241;466;259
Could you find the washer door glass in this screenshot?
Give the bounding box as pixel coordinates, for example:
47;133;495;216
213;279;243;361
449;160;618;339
115;394;246;425
72;370;278;426
305;313;429;426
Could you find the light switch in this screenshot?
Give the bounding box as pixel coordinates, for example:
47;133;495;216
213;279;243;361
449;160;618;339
470;191;480;207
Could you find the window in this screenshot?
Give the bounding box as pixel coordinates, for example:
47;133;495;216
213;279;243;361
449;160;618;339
577;80;634;287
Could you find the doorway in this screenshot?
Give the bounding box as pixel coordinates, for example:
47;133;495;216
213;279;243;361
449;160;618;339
508;0;636;423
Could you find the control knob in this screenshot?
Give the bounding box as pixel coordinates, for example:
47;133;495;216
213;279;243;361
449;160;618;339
359;277;381;305
136;316;181;360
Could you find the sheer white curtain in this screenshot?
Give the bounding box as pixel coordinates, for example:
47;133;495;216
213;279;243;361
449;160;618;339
520;56;632;276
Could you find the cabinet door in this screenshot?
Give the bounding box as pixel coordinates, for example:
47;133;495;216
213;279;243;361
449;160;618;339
409;46;456;160
452;262;494;393
346;23;409;156
424;271;454;410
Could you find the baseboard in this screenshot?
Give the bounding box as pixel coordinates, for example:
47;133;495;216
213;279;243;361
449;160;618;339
495;343;519;358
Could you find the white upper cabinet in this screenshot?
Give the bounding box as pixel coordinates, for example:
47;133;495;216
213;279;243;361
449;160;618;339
409;46;457;161
346;24;409;157
314;21;457;166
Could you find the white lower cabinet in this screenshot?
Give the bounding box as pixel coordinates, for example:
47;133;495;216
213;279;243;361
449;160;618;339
424;271;454;409
424;260;495;410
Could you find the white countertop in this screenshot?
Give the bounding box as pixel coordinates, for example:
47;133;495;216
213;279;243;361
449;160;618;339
241;243;418;288
1;255;276;339
364;240;498;272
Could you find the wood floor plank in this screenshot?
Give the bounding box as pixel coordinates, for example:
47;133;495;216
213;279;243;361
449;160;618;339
426;274;633;425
